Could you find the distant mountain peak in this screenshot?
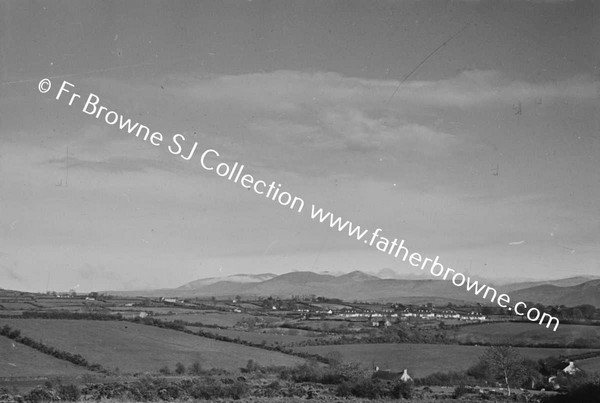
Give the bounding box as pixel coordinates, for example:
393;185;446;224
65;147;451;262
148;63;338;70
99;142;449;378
157;270;600;307
177;273;277;289
338;270;381;281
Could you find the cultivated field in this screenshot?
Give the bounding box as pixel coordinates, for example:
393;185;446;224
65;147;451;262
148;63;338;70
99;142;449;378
0;319;304;374
452;322;600;347
0;335;91;378
294;343;600;377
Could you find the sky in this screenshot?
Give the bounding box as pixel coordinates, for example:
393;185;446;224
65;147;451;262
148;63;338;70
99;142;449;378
0;0;599;292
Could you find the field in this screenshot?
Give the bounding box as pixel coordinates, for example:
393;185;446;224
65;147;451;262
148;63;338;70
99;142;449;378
0;319;304;374
107;306;200;315
187;326;318;346
452;322;600;347
577;356;600;373
157;311;255;327
0;335;91;378
294;343;600;377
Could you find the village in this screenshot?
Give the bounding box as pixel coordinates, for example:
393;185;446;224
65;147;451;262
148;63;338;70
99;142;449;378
146;294;490;325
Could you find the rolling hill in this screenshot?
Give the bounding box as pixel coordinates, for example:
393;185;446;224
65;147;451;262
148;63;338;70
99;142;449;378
177;273;277;289
510;279;600;307
502;275;600;292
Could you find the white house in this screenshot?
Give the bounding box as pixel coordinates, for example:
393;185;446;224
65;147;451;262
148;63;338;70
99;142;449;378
400;369;412;382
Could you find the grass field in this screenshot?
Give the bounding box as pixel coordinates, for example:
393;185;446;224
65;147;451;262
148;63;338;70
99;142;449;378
0;302;38;310
577;356;600;373
0;335;92;378
158;311;255;327
107;307;199;315
187;326;318;346
1;319;304;374
294;344;600;378
452;322;600;347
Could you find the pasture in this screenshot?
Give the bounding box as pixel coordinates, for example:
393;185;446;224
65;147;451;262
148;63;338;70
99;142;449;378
0;335;91;378
452;322;600;347
294;343;600;378
188;326;318;346
0;319;304;374
577;356;600;373
157;311;255;327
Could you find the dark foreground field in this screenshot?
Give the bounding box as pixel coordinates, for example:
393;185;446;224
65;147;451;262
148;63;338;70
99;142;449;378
294;343;600;377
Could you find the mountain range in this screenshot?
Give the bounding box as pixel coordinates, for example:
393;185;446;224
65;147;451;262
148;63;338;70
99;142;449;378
110;271;600;307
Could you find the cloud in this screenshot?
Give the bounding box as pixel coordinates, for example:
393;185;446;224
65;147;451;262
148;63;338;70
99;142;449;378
180;70;598;111
321;109;457;154
4;69;597;184
47;154;175;174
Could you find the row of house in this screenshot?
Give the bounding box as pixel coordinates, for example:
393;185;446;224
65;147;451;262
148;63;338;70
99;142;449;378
306;306;487;322
399;308;486;321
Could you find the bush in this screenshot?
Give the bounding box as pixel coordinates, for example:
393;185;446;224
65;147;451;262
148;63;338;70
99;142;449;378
188;361;203;375
189;378;248;400
24;386;57;403
243;359;259;373
453;384;470;399
175;362;186;375
416;370;477;386
349;378;380;399
58;384;81;401
392;381;413;399
336;381;352;397
542;382;600;403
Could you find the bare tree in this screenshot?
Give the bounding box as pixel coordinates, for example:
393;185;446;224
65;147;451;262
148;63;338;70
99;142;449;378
482;345;526;396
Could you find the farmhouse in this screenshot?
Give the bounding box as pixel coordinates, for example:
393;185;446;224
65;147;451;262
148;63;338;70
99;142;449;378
400;369;412;382
371;318;392;327
562;361;580;375
372;367;413;382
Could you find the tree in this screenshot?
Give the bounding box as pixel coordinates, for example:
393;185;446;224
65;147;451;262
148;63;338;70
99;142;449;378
188;361;203;375
576;304;596;320
174;362;186;375
482;345;526;396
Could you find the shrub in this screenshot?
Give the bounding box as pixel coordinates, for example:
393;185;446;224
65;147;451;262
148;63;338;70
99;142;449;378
189;378;249;400
392;380;413;399
542;382;600;403
58;384;81;401
453;384;470;399
175;362;186;375
350;378;380;399
244;359;259;373
188;361;203;375
24;386;57;403
336;381;352;397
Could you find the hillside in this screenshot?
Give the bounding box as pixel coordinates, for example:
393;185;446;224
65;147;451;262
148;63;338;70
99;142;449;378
510;279;600;307
177;273;276;289
107;271;600;307
502;275;600;292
